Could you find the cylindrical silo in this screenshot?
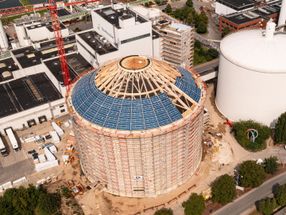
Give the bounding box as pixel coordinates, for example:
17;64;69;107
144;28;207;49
70;55;206;197
0;20;8;51
216;26;286;127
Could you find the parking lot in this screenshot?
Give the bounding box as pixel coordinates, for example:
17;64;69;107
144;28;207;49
0;121;61;185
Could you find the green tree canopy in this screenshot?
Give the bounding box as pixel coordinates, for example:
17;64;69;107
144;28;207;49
0;185;61;215
222;27;231;37
154;208;173;215
274;112;286;144
164;4;172;14
186;0;193;8
211;174;236;205
274;184;286;206
239;160;266;188
257;198;277;215
232;120;271;152
263;156;279;175
182;193;205;215
36;193;61;215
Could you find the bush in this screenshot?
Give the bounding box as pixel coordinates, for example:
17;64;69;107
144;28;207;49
263;156;279;175
257;198;277;215
232;120;271;152
274;112;286;144
239;160;266;188
211;174;236;204
274;184;286;206
154;208;173;215
182;193;205;215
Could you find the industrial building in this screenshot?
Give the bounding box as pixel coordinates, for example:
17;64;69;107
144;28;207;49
219;0;282;32
77;4;161;67
215;0;255;15
71;55;206;197
216;19;286;127
0;2;198;140
132;6;195;67
154;21;194;67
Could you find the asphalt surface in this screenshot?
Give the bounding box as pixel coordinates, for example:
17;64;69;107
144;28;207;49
214;172;286;215
0;159;34;184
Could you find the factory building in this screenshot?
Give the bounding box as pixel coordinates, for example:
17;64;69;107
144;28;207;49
131;5;195;67
215;0;255;15
219;0;281;32
71;55;206;197
14;13;69;47
216;20;286;127
0;33;92;133
77;4;161;67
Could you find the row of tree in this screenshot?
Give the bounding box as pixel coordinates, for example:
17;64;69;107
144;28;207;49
257;184;286;215
154;156;279;215
164;0;208;34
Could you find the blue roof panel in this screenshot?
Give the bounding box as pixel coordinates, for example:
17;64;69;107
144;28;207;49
72;67;201;131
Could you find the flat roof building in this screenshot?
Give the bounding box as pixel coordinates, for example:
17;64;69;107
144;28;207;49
0;73;65;132
154;21;194;67
215;0;255;15
78;4;161;67
219;0;281;32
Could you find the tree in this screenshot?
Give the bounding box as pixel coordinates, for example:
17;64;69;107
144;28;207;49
232;120;271;152
186;0;193;8
182;193;205;215
0;185;61;215
36;193;61;215
154;208;173;215
239;160;266;188
211;174;236;204
257;198;277;215
263;156;279;175
274;184;286;206
164;4;172;14
222;27;231;37
196;21;207;34
274;112;286;144
206;48;219;59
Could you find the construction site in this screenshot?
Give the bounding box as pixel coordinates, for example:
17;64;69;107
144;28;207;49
0;0;285;215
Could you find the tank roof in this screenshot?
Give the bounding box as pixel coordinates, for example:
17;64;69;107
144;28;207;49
71;56;204;131
220;29;286;73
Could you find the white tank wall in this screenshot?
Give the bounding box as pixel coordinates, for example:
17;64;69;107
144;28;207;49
0;20;8;50
216;55;286;126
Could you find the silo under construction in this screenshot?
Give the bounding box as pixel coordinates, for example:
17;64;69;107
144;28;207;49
71;55;206;197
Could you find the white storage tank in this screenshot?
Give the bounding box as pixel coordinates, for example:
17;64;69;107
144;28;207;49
216;22;286;127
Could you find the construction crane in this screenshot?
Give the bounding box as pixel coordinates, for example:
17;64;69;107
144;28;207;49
48;0;70;92
0;0;99;17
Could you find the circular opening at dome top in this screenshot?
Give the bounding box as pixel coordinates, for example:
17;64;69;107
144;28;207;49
119;55;150;70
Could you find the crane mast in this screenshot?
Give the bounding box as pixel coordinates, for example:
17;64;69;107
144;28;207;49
48;0;70;91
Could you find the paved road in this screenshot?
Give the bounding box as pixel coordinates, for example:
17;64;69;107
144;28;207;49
0;159;34;184
214;172;286;215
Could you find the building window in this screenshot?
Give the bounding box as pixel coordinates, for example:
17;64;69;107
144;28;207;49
38;116;47;123
27;119;37;127
121;33;150;44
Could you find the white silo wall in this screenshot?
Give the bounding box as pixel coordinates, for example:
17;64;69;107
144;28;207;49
216;55;286;126
216;29;286;127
